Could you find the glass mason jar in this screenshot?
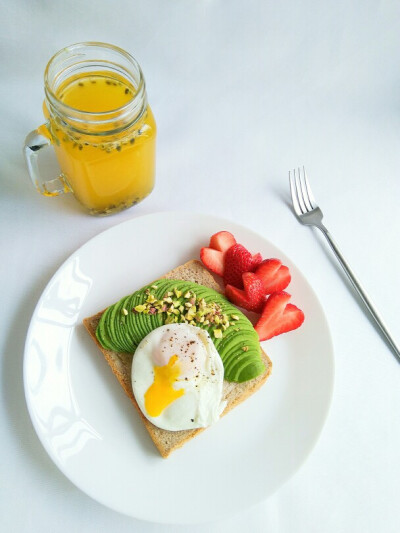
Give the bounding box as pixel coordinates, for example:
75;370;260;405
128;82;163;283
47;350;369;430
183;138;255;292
24;42;156;215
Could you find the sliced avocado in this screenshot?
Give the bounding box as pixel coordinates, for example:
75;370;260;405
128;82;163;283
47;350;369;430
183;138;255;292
96;279;265;383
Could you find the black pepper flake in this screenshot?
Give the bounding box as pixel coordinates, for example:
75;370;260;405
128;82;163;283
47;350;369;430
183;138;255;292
125;88;129;94
78;82;84;87
129;138;135;144
116;145;121;151
191;419;194;422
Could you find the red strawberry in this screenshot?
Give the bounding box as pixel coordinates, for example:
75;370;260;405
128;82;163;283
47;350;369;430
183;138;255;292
255;291;304;341
225;272;266;313
255;258;291;294
200;247;225;276
200;231;237;276
251;253;263;270
224;244;258;288
209;231;236;252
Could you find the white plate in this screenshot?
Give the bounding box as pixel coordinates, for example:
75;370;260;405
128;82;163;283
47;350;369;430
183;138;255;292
24;212;334;524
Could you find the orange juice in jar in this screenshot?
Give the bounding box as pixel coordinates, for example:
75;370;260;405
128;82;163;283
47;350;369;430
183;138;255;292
24;42;156;215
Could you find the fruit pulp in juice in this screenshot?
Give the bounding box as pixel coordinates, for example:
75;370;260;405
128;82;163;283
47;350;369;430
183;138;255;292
47;71;156;214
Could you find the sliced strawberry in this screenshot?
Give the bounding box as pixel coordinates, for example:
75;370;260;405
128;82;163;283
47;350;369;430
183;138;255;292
255;291;304;341
209;231;236;252
200;247;225;276
223;244;257;288
251;253;263;270
225;272;266;313
255;258;291;294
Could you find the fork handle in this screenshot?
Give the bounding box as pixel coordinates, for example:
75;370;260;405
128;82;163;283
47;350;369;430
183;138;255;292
317;224;400;363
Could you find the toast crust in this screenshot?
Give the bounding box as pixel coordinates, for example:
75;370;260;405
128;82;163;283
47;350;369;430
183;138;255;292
83;260;272;457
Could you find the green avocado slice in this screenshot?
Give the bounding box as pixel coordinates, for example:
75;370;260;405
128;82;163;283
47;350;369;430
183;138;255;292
96;279;265;383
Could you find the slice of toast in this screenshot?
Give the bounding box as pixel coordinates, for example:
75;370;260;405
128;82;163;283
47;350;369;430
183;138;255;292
83;260;272;458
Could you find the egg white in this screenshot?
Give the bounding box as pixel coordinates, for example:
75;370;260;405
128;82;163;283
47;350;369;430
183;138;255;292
131;324;226;431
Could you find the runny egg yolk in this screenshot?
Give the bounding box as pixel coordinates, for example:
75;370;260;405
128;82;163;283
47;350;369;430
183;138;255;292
144;355;185;417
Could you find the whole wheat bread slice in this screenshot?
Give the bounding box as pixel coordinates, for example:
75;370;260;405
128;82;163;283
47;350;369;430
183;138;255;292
83;260;272;458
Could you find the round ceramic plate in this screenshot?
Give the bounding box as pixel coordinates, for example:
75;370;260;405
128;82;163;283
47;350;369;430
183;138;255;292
24;212;334;524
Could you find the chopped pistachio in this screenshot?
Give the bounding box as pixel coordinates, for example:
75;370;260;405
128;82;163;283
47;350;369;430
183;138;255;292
231;314;240;321
174;288;182;298
164;297;173;304
183;291;192;299
150;284;158;290
121;308;128;316
134;304;146;313
214;328;223;339
242;346;249;352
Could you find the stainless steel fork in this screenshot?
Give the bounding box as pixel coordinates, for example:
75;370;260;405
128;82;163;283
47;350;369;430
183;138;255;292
289;167;400;363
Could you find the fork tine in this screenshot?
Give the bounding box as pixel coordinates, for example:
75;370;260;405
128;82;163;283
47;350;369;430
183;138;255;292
299;167;313;212
302;166;317;209
289;170;302;216
294;168;307;214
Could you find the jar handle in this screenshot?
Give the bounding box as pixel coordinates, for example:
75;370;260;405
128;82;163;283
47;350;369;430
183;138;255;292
23;124;72;196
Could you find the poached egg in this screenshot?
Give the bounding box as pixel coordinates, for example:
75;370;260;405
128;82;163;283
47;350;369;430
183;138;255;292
131;323;226;431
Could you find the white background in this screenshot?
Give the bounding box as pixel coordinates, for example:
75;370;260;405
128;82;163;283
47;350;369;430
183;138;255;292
1;1;400;531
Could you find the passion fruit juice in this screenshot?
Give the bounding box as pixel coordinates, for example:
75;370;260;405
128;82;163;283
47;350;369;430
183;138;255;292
47;71;156;215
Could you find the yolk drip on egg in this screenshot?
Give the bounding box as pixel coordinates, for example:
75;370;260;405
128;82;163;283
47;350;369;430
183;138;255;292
144;355;185;417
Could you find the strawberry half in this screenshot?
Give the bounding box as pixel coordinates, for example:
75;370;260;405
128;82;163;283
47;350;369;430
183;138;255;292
255;258;291;294
251;253;263;270
209;231;236;252
225;272;266;313
200;231;236;276
223;244;261;288
200;247;225;276
255;291;304;341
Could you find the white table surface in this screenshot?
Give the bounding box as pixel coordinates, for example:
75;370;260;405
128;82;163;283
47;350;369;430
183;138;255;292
1;1;400;531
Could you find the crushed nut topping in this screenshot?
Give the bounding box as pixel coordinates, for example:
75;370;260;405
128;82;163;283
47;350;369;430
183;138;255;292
132;285;235;337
